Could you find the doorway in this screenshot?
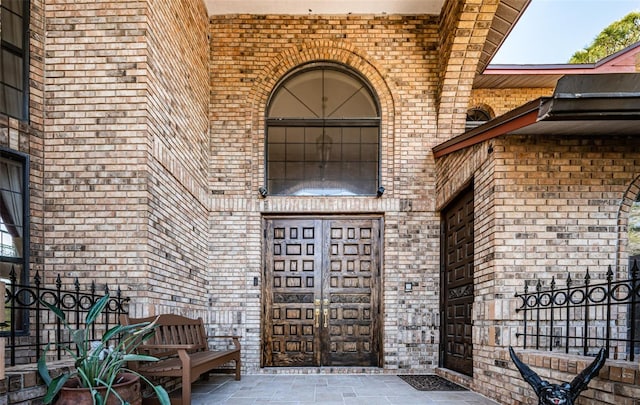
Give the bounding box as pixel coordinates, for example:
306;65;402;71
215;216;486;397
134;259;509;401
440;186;474;376
262;217;382;367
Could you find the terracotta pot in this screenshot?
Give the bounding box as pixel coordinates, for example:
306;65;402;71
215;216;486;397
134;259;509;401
55;373;142;405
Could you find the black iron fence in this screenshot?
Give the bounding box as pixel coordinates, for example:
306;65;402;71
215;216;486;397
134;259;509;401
515;262;639;362
2;267;130;366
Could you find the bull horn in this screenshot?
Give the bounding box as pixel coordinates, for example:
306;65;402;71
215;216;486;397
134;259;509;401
568;348;606;402
509;346;546;396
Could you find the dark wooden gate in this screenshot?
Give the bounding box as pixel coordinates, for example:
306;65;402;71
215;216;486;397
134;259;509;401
263;217;381;367
441;186;474;376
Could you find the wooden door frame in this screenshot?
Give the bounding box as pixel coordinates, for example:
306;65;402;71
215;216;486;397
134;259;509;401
261;215;384;368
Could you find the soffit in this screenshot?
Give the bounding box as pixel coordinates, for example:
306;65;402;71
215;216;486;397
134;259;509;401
204;0;445;15
474;73;562;89
477;0;531;73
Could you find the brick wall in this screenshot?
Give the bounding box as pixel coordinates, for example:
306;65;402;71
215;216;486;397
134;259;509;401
207;13;452;372
0;0;47;377
44;0;152;289
436;133;640;404
0;0;45;276
43;0;210;317
470;87;554;117
143;0;210;315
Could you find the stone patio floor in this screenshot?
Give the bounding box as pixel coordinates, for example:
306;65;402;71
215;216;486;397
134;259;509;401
191;374;500;404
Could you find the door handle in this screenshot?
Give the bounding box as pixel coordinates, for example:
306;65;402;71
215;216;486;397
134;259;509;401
315;299;321;328
322;298;329;328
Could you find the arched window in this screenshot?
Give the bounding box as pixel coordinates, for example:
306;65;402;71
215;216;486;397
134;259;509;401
465;106;492;130
266;63;380;196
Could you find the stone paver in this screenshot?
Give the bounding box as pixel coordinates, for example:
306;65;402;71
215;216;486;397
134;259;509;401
191;375;500;405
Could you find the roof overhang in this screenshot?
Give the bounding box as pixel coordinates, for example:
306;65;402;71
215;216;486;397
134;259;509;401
475;42;640;89
204;0;445;15
434;73;640;158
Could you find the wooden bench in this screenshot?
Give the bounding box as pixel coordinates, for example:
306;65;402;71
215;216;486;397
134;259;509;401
120;314;241;405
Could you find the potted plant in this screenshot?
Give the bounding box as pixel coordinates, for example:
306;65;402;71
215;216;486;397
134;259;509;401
38;294;170;405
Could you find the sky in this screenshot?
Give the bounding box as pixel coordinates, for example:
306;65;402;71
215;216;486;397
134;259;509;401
491;0;640;65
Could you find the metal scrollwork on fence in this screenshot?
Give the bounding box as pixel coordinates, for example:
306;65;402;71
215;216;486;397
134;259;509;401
2;267;130;366
515;262;640;361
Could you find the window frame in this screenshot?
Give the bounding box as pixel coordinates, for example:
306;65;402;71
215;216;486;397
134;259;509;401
264;62;382;197
1;0;30;121
0;147;30;336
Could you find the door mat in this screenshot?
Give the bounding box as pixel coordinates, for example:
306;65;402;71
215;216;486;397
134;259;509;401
398;375;468;391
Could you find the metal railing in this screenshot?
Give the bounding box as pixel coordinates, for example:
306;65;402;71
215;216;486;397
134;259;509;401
515;262;640;362
2;267;130;366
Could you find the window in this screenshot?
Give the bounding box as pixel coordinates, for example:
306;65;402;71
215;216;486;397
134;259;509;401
465;107;492;131
1;0;29;120
0;148;29;333
266;64;380;196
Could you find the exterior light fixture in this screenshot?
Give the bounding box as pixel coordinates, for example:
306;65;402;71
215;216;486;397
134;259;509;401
377;186;385;198
259;187;268;198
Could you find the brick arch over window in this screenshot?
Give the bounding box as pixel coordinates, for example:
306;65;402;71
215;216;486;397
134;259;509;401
467;103;494;120
246;41;396;195
616;174;640;274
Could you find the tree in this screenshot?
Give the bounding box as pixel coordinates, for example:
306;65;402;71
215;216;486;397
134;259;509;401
569;11;640;63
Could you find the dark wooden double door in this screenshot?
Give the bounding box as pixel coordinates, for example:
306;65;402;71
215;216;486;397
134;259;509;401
263;217;381;367
441;186;474;376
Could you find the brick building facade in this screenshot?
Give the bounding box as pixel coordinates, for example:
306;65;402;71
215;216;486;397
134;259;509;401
1;1;639;404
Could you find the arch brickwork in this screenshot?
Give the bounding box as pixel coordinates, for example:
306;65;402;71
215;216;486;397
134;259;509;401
246;40;397;195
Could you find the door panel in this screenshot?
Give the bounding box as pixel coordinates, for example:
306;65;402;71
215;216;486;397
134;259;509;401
263;217;381;367
264;219;322;366
441;187;474;376
323;219;380;366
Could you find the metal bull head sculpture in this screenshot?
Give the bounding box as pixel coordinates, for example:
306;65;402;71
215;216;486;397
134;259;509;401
509;347;606;405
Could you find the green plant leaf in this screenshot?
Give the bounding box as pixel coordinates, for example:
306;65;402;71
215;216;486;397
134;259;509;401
42;374;70;404
72;328;86;350
92;388;104;405
37;344;53;385
122;354;158;362
86;294;110;326
102;324;124;342
153;385;171;405
40;299;67;324
114;321;152;336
